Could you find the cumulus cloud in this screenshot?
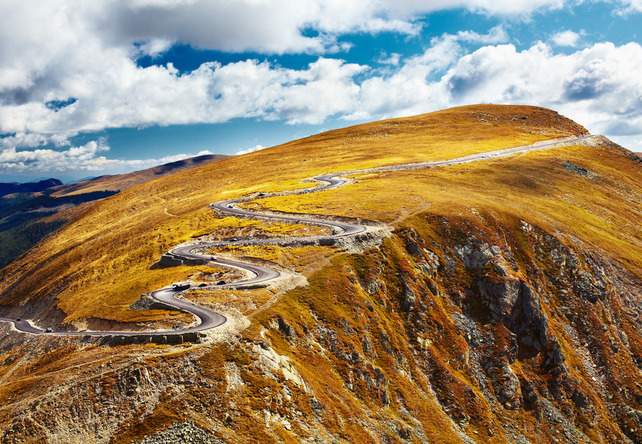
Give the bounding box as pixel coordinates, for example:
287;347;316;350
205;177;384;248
552;30;583;47
235;145;266;156
0;0;596;139
457;25;510;44
2;0;642;177
0;138;216;176
0;140;110;173
354;39;642;145
94;0;562;53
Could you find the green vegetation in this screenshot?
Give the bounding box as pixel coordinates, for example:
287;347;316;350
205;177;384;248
0;219;67;268
0;190;118;270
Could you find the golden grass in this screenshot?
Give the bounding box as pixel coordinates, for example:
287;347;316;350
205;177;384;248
0;104;594;325
254;142;642;273
2;104;641;443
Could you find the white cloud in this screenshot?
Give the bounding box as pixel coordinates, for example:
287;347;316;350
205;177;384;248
0;0;590;138
552;30;582;47
0;140;109;172
353;39;642;151
615;0;642;13
457;25;510;44
235;145;265;155
2;0;642;177
377;53;402;66
0;138;217;176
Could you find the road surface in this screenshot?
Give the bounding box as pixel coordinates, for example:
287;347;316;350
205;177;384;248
0;135;597;338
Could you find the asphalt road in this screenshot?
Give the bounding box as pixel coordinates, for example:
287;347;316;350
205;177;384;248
0;135;596;338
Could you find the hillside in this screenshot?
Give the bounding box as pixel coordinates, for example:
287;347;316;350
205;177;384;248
0;105;641;443
0;178;62;198
50;154;229;196
0;154;228;270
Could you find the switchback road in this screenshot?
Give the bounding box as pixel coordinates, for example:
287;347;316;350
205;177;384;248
0;135;598;338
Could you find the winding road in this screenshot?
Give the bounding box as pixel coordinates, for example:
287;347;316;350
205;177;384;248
0;135;597;338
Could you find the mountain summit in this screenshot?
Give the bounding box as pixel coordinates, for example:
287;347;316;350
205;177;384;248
0;105;640;443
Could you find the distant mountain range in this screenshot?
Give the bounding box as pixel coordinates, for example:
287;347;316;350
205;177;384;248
50;154;229;196
0;178;63;198
0;153;229;269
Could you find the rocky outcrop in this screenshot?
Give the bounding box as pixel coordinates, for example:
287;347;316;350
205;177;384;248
137;421;224;444
101;332;205;345
151;252;208;269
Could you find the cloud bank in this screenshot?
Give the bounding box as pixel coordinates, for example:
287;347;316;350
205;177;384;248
1;0;642;176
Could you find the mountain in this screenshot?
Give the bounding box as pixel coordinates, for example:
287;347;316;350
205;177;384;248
50;154;229;196
0;105;641;443
0;154;228;270
0;178;62;198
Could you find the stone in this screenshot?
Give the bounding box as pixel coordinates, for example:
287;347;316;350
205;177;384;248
491;363;522;410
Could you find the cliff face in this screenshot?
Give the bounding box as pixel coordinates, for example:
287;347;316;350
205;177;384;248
0;106;640;443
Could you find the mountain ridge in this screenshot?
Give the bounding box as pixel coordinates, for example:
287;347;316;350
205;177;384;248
51;153;230;196
0;105;640;443
0;153;229;271
0;178;62;198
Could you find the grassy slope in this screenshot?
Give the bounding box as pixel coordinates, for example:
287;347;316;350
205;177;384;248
1;105;641;443
0;105;586;325
50;154;230;196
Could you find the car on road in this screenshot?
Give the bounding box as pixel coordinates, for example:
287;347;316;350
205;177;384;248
227;204;233;208
172;282;191;291
217;280;226;285
44;328;53;333
198;283;208;287
229;237;237;242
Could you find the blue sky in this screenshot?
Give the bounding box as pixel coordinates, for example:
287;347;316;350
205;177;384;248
1;0;641;182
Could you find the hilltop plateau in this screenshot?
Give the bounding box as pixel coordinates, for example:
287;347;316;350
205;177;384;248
0;105;641;443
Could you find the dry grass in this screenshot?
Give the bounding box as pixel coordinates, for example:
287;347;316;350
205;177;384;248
0;104;591;325
1;105;641;444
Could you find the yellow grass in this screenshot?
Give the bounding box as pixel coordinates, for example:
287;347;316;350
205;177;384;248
0;104;597;325
1;104;641;444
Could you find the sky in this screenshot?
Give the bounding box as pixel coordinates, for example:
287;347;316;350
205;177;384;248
1;0;641;183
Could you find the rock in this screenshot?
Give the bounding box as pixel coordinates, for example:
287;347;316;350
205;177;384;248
573;269;607;303
478;275;522;320
544;341;567;369
251;343;307;390
277;316;296;340
362;335;374;357
511;283;550;352
380;331;393;354
136;421;224;444
562;161;598;178
491;363;522;409
401;283;416;311
571;389;592;409
397;425;411;439
455;242;495;269
310;396;324;418
522;379;539;409
404;237;422;257
418;250;440;278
